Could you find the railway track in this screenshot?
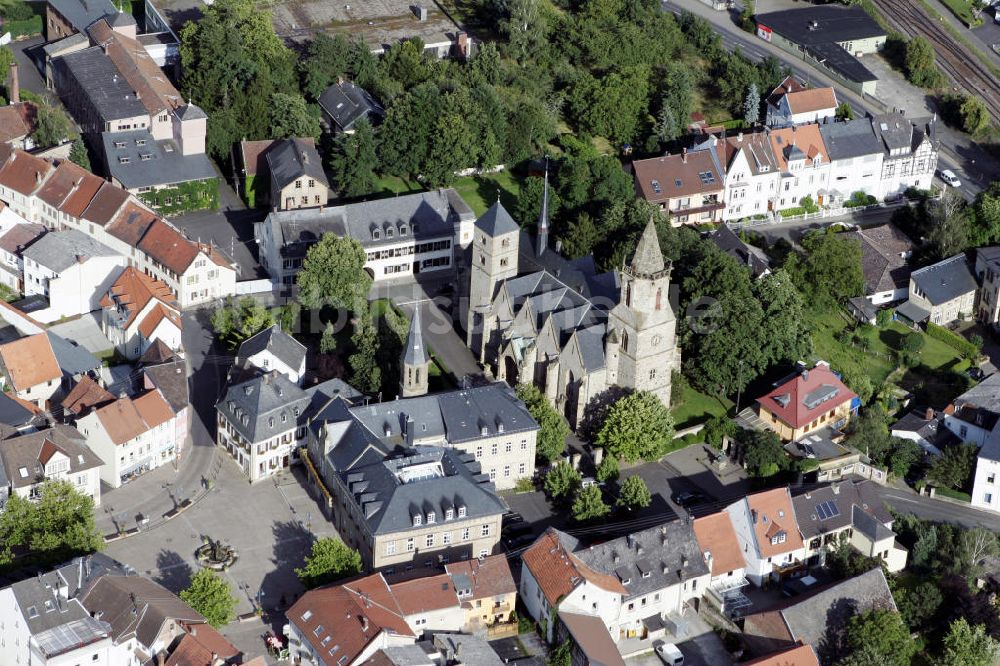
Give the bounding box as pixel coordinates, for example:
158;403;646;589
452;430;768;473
872;0;1000;122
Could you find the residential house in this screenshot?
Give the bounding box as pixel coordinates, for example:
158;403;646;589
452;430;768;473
61;374;115;419
631;148;726;225
140;348;189;461
21;229;126;323
791;480;907;572
76;389;176;487
389;573;466;633
0;221;46;292
945;374;1000;511
0;554;126;666
765;76;838;127
255;188;475;286
0;424;103;505
740;644;820;666
0;391;46;443
724;487;806;586
233;324;307;385
819;117;885;207
444;554;518;634
974;246;1000;327
698;131;781;222
707;225;771;278
900;253;977;326
100;266;182;360
520;521;710;651
844;223;915;305
44;0;118;42
890;407;957;456
216;370;312;482
871;111;939;199
741;568;897;661
266;138;330;211
0;332;62;406
768;124;832;215
319;80;384;134
693;512;751;617
756;362;859;442
972;431;1000;512
324;446;506;571
0;93;39;150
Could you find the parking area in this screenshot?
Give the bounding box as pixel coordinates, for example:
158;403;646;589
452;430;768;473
102;461;338;656
170;207;268;281
624;610;734;666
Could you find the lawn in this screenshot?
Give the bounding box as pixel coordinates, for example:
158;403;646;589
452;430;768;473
373;171;523;217
937;0;981;26
671;382;733;429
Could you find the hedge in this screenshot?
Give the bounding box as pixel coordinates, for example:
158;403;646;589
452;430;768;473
926;322;979;357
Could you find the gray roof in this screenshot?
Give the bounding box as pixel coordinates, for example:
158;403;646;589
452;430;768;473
952;372;1000;415
217;371;311;443
47;332;101;376
318;81;384;132
9;566;113;651
378;644;436;665
102;130;217;189
574;520;710;601
236;325;307;374
265;137;328;192
756;6;884;44
910;254;978;305
22;229;119;272
896;299;930;323
980;427;1000;463
872;112;917;153
851;505;895;542
337;446;507;535
819;118;883;160
48;0;118;33
0;390;40;428
402;306;429;367
846;224;915;295
890;409;958;450
431;633;504;666
80;575;203;647
142;359;188;414
629;217;666;276
709;225;771;278
268;188;474;258
176;103;206;121
791;480;891;540
476;201;520;237
53;47;148;122
0;425;104;490
43;32;90;58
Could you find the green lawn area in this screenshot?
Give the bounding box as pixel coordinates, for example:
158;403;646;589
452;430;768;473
671;382;733;429
806;307;896;384
373;171;523;217
937;0;981;26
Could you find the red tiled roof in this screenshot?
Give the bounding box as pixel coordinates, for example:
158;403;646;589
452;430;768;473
0;333;60;390
133;389;173;429
102;266;178;329
81;182;132;227
138;303;182;339
390;573;459;615
0;149;52;196
239;139;279;178
89;20;183;115
693;513;745;577
445;554;516;599
633;149;724;203
746;488;804;558
769;125;830;172
521;529;627;606
0;223;45;254
61;376;115;416
166;622;240;665
106;201;157;244
741;644;820;666
757;363;856;430
766;75;808;108
94;396;149;445
136;219;201;275
37;160;96;210
0;102;36;144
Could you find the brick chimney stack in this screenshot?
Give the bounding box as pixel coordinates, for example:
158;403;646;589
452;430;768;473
9;62;19;105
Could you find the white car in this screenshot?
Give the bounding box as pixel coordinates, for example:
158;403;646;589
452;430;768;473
939;169;962;187
655;642;685;665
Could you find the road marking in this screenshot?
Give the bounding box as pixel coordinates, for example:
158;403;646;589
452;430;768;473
884;495;919;504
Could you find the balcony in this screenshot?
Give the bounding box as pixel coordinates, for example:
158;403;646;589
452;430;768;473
712;575;749;594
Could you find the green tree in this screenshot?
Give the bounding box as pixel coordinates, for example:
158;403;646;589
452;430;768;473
617;476;652;512
0;480;102;566
896;580;942;630
595;455;619;483
498;0;546;62
297;234;370;311
544;462;581;503
299;33;377;99
928;442;977;490
742;429;787;478
180;569;237;628
516;384;570;464
969;182;1000;246
68;138;90;170
902;331;924;353
652;103;679;146
348;306;381;394
559;212;601;259
210;296;275;347
844;609;917;666
925;190;971;260
320;321;337;354
959;95;991;136
269;93;321;139
547;640;572;666
743;82;760;125
596;391;675;462
295;537;363;589
905;36;944;87
942;617;1000;666
799;231;864;303
836;102;855;120
572;485;610;521
329;117;378;198
32;104;73;149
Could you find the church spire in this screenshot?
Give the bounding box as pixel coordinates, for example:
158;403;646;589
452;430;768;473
536;157;549;257
400;306;430;398
403;306;428;367
629;216;665;277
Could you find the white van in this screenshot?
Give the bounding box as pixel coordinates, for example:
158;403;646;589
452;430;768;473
655;642;684;666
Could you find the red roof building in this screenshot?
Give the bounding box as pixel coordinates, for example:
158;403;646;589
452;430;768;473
756;362;857;441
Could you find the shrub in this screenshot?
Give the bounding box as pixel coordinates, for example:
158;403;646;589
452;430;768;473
902;331;925;353
926;322;979;357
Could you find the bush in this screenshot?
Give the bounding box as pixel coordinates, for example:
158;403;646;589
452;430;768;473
902;331;925;353
845;191;878;208
926;322;979;358
1;1;33;21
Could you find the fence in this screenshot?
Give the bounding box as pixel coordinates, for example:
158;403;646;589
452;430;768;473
236;279;275;295
729;197;917;230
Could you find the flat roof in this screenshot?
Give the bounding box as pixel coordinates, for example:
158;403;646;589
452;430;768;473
756;6;885;45
102;130;217;189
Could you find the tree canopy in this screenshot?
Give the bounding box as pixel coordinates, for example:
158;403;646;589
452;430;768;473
942;617;1000;666
297;234;370;311
596;391;674;462
516;384;570;464
211;296;275;347
0;480;102;568
544;463;581;504
617;476;652;512
928;442;976;490
571;485;610;521
180;569;237;628
295;538;363;589
842;609;917;666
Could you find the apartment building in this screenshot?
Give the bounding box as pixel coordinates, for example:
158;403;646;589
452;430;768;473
724;488;806;586
768;124;832;213
100;266;182;360
0;424;103;506
631;148;725;225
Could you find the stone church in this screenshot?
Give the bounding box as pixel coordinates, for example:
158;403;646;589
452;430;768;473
465;183;680;429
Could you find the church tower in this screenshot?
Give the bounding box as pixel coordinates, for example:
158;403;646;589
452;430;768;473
466;201;520;355
536;160;549;257
606;217;678;406
400;306;430;398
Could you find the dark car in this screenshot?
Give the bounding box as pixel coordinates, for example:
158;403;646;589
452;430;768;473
502;512;525;525
969;366;986;381
503;533;536;551
671;490;707;507
503;522;533;538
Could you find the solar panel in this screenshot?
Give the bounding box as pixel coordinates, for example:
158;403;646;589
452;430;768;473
816;501;840;521
825;501;840;518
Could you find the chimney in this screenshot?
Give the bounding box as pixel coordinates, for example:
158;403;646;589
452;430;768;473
925;407;935;421
681;148;687;164
9;62;19;105
361;615;369;632
156;652;165;666
737;132;743;143
832;483;841;495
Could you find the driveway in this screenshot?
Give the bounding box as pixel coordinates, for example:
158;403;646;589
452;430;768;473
10;36;48;97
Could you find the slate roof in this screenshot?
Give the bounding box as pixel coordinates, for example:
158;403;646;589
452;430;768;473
952;372;1000;416
0;425;103;489
845;224;914;295
217;370;311;443
790;480;891;540
103;130;217;189
575;520;710;600
236;325;306;374
9;569;112;651
22;229;119;272
336;446;507;535
142;359;188;414
319;81;384;132
402;306;428;366
910;254;977;305
476;200;520;237
757;362;856;429
819;118;883;160
80;575;204;647
48;0;118;34
53;47;148;122
47;332;101;376
890;408;958;452
431;633;504;666
709;225;771;278
266;137;328;192
0;222;45;255
0;389;41;427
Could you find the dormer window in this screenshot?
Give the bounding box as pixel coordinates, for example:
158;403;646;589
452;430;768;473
458;505;467;518
413;514;422;526
427;511;436;524
386;228;393;238
399;224;408;236
445;508;454;520
480;425;488;436
372;229;381;241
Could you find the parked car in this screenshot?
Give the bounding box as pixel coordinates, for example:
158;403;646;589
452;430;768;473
938;169;961;187
502;512;524;525
782;575;820;597
503;533;536;551
671;490;707;507
502;522;533;538
655;642;685;665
